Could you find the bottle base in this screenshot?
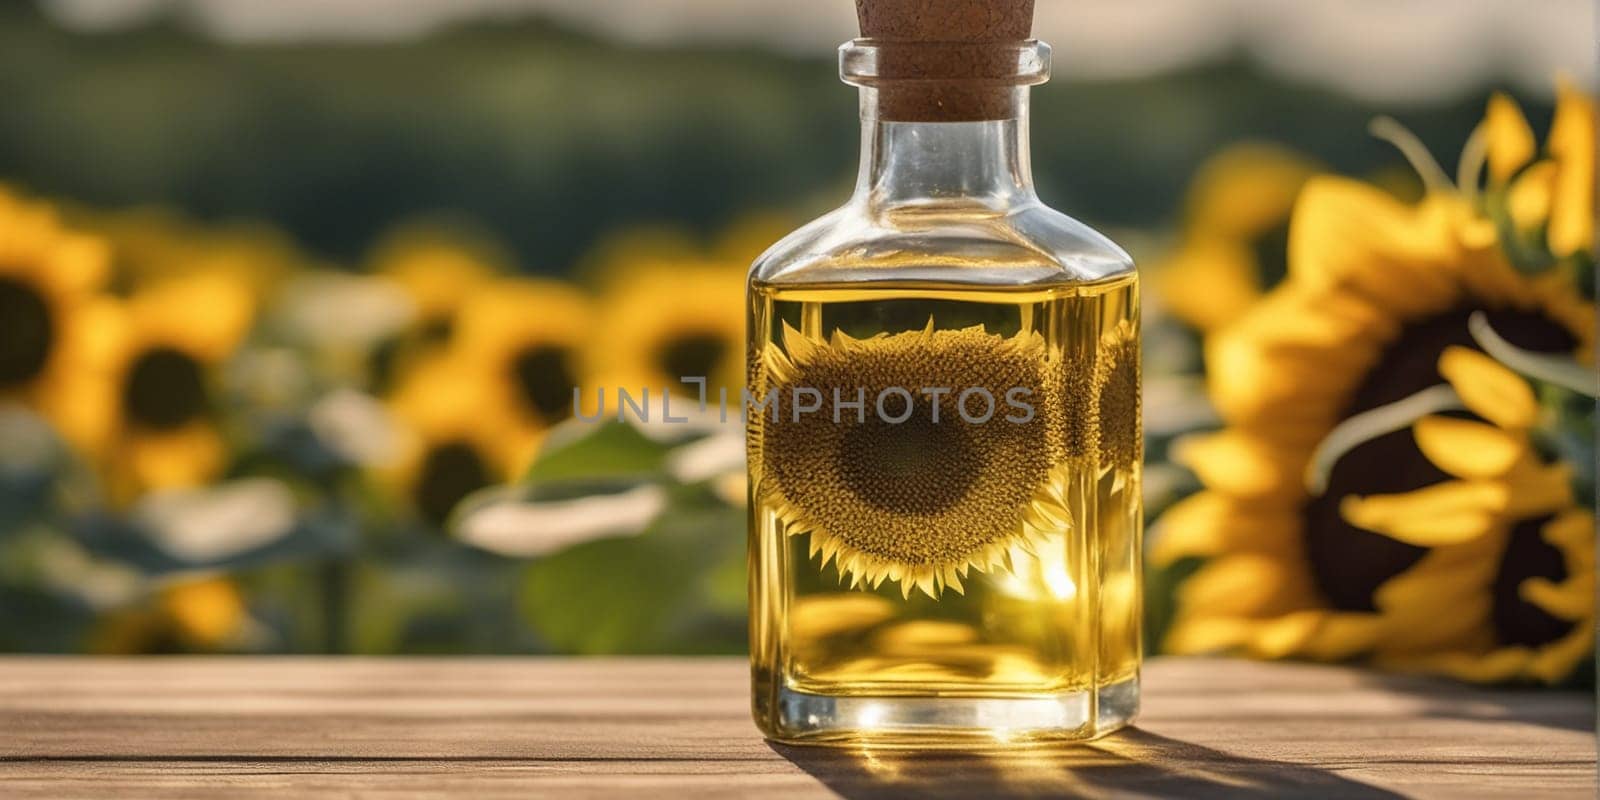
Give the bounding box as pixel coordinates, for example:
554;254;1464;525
760;675;1138;748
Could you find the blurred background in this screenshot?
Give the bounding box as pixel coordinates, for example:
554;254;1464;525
0;1;1593;669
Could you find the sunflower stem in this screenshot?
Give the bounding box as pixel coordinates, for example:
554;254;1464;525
318;558;349;654
1468;311;1600;397
1304;384;1465;495
1369;116;1454;194
1457;123;1489;204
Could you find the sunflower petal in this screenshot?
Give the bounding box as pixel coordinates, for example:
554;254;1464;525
1288;177;1464;317
1163;616;1256;655
943;568;965;596
1484;92;1537;185
44;232;111;297
780;320;819;363
1546;79;1596;257
1339;481;1505;546
1505;160;1556;233
1519;575;1594;622
1292;613;1385;661
1378;648;1532;684
1204;287;1392;434
1373;552;1497;651
1148;491;1299;564
1412;415;1525;479
161;577;247;647
126;423;228;494
1152;240;1262;333
1436;345;1537;429
1382;591;1492;654
132;275;255;361
1540;509;1596;552
1527;626;1596;684
1175;554;1316;617
1185;142;1318;237
1504;461;1575;518
1244;611;1322;659
1172;430;1301;499
1165;610;1382;662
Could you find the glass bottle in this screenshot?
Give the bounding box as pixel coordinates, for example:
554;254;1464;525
746;0;1140;746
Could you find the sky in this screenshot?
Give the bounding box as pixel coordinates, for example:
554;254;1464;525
38;0;1598;103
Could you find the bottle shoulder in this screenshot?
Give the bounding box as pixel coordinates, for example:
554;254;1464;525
749;200;1135;288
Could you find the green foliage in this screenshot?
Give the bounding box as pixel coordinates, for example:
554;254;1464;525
523;421;672;484
519;497;743;654
504;421;746;654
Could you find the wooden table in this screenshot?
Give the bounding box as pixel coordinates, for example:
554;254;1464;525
0;657;1590;798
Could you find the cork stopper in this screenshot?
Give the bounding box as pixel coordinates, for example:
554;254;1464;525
857;0;1033;42
850;0;1041;122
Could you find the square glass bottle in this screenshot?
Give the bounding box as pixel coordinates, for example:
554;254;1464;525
746;0;1140;746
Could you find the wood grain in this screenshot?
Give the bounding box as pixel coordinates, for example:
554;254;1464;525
0;657;1590;798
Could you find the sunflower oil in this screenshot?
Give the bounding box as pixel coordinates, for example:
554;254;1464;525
747;276;1141;744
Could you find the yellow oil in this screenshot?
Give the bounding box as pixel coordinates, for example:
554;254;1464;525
747;275;1141;730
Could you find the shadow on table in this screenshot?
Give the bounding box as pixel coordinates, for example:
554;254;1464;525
1353;670;1593;734
771;728;1403;800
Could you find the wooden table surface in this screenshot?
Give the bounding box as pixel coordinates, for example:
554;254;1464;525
0;656;1590;798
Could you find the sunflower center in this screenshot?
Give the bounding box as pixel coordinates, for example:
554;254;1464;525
1302;429;1440;612
510;344;577;422
757;325;1070;594
1302;307;1576;612
122;347;210;431
657;332;727;382
837;414;979;516
0;276;55;388
414;439;491;527
1248;218;1291;289
366;338;401;394
1096;337;1141;470
1492;515;1574;647
419;314;454;344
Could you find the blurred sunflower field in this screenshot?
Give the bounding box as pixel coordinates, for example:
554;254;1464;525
0;1;1593;685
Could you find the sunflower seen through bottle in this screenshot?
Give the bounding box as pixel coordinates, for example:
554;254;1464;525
746;0;1141;745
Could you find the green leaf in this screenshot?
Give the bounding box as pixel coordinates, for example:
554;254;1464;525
517;500;743;654
702;544;749;615
522;420;672;484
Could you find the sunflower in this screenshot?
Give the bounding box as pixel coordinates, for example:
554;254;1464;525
1093;320;1142;475
0;187;118;453
710;212;795;266
1152;144;1320;333
1152;86;1596;682
450;277;593;464
386;354;513;528
383;276;591;528
91;575;253;654
364;224;502;390
750;321;1080;599
573;224;702;284
100;274;255;502
82;206;301;296
585;259;745;401
1359;349;1594;682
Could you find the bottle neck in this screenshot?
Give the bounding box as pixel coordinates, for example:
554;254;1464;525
852;87;1036;211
